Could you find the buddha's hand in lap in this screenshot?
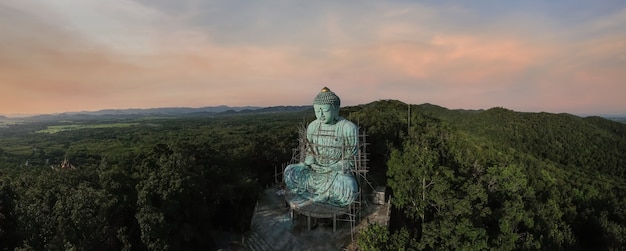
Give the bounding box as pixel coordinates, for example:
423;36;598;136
304;156;315;166
330;161;353;173
310;163;332;173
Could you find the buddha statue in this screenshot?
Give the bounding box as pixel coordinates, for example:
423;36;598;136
283;87;359;207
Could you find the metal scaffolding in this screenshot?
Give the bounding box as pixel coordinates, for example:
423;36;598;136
275;123;373;240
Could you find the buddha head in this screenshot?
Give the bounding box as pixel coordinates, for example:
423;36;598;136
313;87;340;124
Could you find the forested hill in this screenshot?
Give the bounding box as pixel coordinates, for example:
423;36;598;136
346;100;626;178
349;100;626;250
450;106;626;178
351;100;626;178
1;100;625;250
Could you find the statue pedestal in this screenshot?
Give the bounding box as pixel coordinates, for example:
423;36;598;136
285;194;349;231
244;186;390;250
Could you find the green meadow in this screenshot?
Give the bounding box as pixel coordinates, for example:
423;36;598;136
36;122;140;133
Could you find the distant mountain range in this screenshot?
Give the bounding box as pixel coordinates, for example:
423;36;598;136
2;105;625;123
73;105;260;115
4;105;311;121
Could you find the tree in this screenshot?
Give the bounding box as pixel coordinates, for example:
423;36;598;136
0;179;18;250
135;144;215;250
52;182;116;250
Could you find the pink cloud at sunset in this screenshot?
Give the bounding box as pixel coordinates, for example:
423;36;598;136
1;0;625;116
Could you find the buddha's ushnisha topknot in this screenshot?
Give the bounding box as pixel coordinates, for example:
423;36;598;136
313;87;340;107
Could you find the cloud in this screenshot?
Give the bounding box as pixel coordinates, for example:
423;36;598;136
1;0;625;115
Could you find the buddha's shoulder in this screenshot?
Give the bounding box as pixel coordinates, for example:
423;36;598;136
307;120;321;127
306;120;320;132
337;117;358;129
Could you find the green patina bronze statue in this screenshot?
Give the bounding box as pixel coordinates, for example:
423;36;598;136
284;87;359;207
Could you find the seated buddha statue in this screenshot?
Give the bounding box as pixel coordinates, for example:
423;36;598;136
283;87;359;207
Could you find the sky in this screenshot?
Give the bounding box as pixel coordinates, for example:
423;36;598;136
1;0;625;116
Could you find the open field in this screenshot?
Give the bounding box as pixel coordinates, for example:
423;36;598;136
36;122;140;133
0;119;25;128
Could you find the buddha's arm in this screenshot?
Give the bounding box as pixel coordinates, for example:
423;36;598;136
344;122;359;157
329;122;359;173
342;122;359;172
303;123;317;166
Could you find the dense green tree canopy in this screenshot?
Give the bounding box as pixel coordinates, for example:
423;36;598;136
1;102;625;250
355;102;626;250
0;113;301;250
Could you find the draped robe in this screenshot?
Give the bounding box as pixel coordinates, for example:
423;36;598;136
283;117;359;207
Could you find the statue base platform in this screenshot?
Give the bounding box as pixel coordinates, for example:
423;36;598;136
285;193;349;231
285;194;349;218
243;186;390;250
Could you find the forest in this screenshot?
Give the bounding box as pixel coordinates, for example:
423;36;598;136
1;100;625;250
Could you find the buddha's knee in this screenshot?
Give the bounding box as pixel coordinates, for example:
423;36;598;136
336;174;357;189
331;175;358;201
284;164;309;187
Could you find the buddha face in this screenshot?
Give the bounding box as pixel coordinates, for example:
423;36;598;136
314;104;338;124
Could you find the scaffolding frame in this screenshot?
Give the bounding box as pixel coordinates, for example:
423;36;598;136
276;122;373;240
